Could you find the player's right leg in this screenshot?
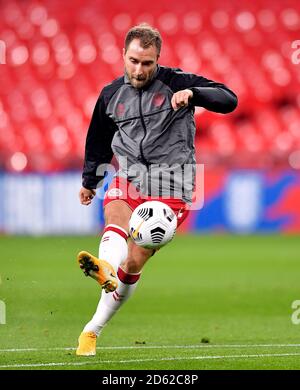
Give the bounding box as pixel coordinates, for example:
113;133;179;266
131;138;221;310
76;178;152;357
77;198;132;293
76;197;133;356
76;230;154;356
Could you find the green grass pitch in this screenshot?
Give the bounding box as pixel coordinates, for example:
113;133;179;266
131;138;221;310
0;234;300;370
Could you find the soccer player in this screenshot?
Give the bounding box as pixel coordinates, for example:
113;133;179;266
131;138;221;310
76;24;237;356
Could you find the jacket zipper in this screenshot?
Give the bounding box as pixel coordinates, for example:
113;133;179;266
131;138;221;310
138;89;149;166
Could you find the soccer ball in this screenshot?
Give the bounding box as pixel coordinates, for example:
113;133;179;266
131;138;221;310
129;201;177;249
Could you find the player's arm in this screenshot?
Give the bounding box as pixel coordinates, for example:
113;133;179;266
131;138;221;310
169;69;238;113
80;93;116;205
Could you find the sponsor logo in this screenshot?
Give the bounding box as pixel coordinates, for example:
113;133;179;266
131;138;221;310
131;220;144;239
107;188;123;197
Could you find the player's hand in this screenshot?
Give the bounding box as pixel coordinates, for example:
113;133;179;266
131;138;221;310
79;187;96;206
171;89;193;111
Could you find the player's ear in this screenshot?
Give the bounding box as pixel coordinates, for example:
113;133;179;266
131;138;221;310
122;48;126;60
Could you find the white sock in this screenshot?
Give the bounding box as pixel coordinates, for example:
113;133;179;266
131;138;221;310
98;224;129;272
83;225;141;336
83;266;141;336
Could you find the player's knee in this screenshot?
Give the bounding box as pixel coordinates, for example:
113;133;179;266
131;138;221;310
105;210;124;227
104;201;132;229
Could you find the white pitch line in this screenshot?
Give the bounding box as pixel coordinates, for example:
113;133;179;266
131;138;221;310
1;353;300;368
1;344;300;353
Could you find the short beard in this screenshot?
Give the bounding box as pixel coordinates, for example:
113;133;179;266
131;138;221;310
125;68;155;89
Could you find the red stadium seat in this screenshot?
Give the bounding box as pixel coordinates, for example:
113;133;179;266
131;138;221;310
0;0;299;171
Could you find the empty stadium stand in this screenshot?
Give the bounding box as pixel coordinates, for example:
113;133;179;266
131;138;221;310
0;0;299;172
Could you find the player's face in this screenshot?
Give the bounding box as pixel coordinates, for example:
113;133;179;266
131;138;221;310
123;39;159;89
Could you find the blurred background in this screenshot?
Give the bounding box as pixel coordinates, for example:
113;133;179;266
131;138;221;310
0;0;300;235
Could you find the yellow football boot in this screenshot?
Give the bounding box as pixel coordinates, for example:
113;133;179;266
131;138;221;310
76;331;97;356
77;251;118;293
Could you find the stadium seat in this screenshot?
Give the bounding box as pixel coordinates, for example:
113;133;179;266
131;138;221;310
0;0;299;171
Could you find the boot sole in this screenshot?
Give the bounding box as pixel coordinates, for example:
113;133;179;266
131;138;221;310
78;252;118;293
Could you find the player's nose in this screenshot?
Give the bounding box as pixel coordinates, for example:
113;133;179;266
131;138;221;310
134;63;144;75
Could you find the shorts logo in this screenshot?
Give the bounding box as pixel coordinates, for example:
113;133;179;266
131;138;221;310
107;188;123;197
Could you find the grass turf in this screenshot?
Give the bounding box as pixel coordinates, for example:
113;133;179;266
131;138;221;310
0;234;300;370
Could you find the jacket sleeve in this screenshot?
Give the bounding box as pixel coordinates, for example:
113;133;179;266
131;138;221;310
169;68;238;114
82;93;117;189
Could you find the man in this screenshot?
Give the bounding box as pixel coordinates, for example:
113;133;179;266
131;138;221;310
76;24;237;356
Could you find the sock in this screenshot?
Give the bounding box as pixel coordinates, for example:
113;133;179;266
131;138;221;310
83;266;141;336
98;224;128;272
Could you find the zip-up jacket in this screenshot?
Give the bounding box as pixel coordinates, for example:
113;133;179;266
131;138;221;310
82;65;238;204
